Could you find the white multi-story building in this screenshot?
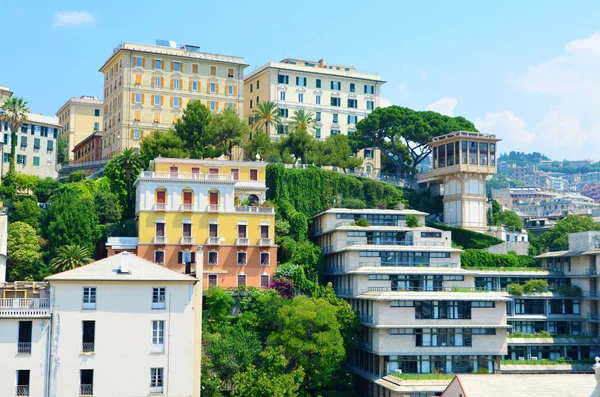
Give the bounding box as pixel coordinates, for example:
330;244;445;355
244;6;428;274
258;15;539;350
0;252;202;397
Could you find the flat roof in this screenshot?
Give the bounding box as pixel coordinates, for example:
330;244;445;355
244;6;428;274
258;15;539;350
245;60;385;83
56;96;103;115
313;208;428;219
358;291;511;301
349;267;471;275
149;158;268;168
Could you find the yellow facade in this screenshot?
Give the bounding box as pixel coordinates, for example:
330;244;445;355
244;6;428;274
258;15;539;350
99;42;247;159
55;96;103;161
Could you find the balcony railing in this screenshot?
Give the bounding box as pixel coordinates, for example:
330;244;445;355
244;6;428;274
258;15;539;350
207;204;221;212
154;203;166;211
236;238;249;245
16;385;30;396
149;385;164;393
0;298;50;318
139;171;234;181
206;237;221;245
82;342;95;354
587;268;598;275
17;342;31;354
587;313;600;321
234;206;275;214
79;384;93;396
358;262;459;268
180;236;194;245
181;204;193;212
345;240;447;247
259;238;272;246
153;236;167;244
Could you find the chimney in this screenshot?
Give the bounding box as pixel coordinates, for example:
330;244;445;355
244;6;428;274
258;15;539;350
592;357;600;397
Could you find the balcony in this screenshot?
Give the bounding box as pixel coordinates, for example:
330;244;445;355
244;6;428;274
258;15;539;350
153;236;167;244
154;203;166;211
17;342;31;355
0;298;50;318
259;238;272;246
81;343;95;354
16;385;29;396
79;384;93;396
358;261;459;268
236;237;249;245
180;236;194;245
139;171;234;181
587;268;598;275
587;313;600;322
206;204;221;212
206;237;221;245
181;204;193;212
234;206;275;214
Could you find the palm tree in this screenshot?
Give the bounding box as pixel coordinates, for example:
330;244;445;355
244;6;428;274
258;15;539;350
251;101;280;135
112;148;144;213
50;245;93;273
289;109;316;134
0;97;30;176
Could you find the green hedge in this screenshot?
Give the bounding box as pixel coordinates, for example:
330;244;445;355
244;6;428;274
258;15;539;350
427;222;504;249
460;249;537;269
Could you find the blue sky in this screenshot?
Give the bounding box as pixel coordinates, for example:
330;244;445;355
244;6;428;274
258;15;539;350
3;0;600;160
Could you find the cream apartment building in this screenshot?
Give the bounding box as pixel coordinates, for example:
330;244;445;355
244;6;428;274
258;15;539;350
1;113;60;179
100;41;247;159
244;58;384;176
56;96;103;161
0;85;12;104
313;208;508;397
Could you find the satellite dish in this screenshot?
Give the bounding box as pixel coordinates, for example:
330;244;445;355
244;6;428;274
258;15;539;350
256;154;261;160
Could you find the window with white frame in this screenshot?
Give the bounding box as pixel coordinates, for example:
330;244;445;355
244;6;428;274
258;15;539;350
173;79;180;90
298;93;304;103
134;129;141;140
152;287;166;309
228;85;234;95
315;95;321;105
237;251;247;266
192;81;198;91
210;83;216;94
83;287;96;309
150;368;164;392
173;61;181;72
260;252;270;266
208;251;218;265
154;250;165;264
154;77;161;87
153;95;161;106
152;320;165;348
135;93;142;103
237;274;247;287
260;274;270;288
208;274;218;287
280;91;286;101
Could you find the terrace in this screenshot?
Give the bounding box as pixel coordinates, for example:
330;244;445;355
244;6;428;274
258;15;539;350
0;298;51;318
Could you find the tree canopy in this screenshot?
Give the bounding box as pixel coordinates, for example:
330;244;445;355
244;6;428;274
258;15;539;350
492;209;523;231
538;215;600;251
7;222;44;281
139;129;189;164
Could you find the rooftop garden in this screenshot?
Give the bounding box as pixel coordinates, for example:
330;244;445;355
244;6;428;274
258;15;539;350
501;358;595;365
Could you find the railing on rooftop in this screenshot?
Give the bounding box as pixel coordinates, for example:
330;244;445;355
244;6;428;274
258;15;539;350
358;262;459;268
345;240;447;247
234;206;275;214
139;171;234;181
0;298;50;318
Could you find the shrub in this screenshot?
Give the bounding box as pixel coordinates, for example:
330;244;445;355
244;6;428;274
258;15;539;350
523;279;549;294
341;198;366;209
558;284;583;297
405;214;420;228
460;249;537;269
352;218;370;227
475;367;490;374
428;222;504;249
508;284;525;296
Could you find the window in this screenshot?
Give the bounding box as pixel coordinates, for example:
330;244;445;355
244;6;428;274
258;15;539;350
260;274;270;288
364;85;375;94
154;76;162;87
472;301;495;308
210;101;216;111
94;122;100;131
331;81;341;90
296;76;307;86
279;108;288;118
153;95;161;106
350;83;355;92
152;288;166;309
173;61;181;72
20;136;27;148
278;75;289;84
364;149;373;159
250;84;253;93
192;64;198;74
348;99;358;108
134;129;141;140
348;115;357;124
256;96;259;104
33;156;40;167
421;232;442;238
390;328;414;335
260;252;270;266
316;111;321;121
16;369;30;397
135;93;142;103
237;251;247;266
154;250;165;264
208;274;218;287
316;79;321;88
415;328;472;347
332;114;339;123
250;169;258;180
82;320;95;353
210;83;216;94
82;287;96;309
210;66;217;76
135;56;144;67
192;81;198;91
173;79;180;89
152;320;165;350
150;368;164;392
208;251;218;265
415;301;471;319
331;97;341;107
18;321;33;354
280;91;286;101
94;109;100;117
228;68;234;78
298;93;304;103
47;139;54;151
331;129;340;136
315;128;321;138
249;99;253;109
80;369;94;396
237;274;247;286
256;80;260;89
155;59;162;70
391;300;414;307
228;85;234;95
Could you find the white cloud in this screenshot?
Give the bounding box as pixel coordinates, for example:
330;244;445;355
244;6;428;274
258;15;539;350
475;111;535;149
427;97;458;116
506;31;600;159
380;98;393;108
53;11;96;27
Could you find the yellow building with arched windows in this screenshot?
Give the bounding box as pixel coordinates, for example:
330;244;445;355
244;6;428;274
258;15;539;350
131;158;276;289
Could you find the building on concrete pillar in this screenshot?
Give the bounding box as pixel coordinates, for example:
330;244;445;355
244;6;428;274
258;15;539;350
417;131;501;232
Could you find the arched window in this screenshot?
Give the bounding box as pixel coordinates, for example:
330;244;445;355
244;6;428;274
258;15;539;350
248;194;259;206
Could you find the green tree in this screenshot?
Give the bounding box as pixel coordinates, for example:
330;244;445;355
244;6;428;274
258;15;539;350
279;129;317;164
140;129;189;165
251;101;280;135
492;209;523;230
93;190;122;224
43;191;100;259
34;178;62;203
405;214;420;228
49;245;93;273
210;108;251;159
267;295;346;392
0;97;30;177
174;101;218;158
11;197;41;230
538;215;600;251
352;106;477;177
7;222;43;281
204;286;235;325
232;346;305;397
316;134;363;171
57;135;69;165
289;109;316;134
105;148;144;216
244;129;281;162
67;170;89;183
